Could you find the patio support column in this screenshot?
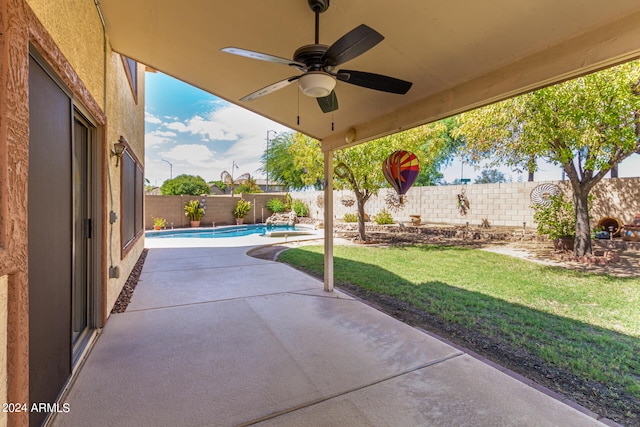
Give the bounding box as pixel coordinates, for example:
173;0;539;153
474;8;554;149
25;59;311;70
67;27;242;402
323;149;334;292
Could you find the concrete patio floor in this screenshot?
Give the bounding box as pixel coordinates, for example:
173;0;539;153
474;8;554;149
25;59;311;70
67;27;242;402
51;235;608;426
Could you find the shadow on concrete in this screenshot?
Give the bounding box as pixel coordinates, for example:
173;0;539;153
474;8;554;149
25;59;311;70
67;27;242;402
278;245;640;426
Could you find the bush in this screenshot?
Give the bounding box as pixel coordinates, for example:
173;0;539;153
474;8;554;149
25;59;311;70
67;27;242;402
161;174;210;196
532;194;575;240
344;213;358;223
233;198;252;218
235;182;263;194
292;200;309;217
373;209;394;225
266;198;285;213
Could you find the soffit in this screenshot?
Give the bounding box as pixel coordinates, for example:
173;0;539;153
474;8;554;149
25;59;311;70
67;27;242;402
99;1;640;150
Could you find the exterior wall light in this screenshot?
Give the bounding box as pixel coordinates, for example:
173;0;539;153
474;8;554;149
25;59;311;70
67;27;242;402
111;136;127;167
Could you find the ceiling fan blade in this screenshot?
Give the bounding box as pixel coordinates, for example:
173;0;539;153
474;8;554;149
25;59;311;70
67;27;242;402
221;47;306;71
240;76;300;102
317;90;338;113
336;70;412;94
323;24;384;67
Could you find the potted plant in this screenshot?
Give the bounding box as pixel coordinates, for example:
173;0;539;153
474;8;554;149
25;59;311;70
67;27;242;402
152;217;167;230
233;198;252;225
184;200;204;227
532;193;576;250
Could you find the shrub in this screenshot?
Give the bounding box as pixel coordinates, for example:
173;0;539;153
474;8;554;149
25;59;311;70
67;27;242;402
344;213;358;223
233;198;252;218
292;200;309;217
153;217;167;228
235;182;263;194
266;198;286;213
184;200;205;221
532;194;575;240
373;209;394;225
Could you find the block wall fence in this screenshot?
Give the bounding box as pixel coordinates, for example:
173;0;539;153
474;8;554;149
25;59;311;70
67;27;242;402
145;177;640;229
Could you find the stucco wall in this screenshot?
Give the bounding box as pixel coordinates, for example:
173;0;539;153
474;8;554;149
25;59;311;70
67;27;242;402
27;0;146;314
0;1;33;423
0;275;7;427
288;177;640;228
0;2;145;423
105;53;146;311
27;0;105;107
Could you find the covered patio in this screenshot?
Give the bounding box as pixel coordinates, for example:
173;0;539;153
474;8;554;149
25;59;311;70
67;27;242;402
51;237;608;426
98;0;640;289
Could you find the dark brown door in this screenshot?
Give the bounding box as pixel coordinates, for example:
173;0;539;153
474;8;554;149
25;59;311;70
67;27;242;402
28;55;73;427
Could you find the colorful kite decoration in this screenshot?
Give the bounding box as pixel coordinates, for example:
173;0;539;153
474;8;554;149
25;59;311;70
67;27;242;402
382;151;420;202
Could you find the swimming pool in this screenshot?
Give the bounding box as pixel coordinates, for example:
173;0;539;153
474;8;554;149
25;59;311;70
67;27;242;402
146;224;305;239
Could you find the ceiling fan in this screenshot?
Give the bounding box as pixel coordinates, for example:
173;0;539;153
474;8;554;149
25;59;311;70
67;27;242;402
221;0;412;113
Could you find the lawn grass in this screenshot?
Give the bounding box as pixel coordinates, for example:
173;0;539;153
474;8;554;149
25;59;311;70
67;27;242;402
278;244;640;400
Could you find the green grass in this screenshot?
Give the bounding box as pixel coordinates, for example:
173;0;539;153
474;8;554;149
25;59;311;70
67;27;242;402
279;244;640;399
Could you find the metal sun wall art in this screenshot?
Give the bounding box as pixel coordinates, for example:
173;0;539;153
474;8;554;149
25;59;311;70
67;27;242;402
530;183;560;207
382;151;420;204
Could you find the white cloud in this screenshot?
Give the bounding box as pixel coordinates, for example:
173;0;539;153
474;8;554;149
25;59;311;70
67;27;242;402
164;121;190;133
145;112;162;124
160;144;215;164
154;130;177;137
145;130;177;148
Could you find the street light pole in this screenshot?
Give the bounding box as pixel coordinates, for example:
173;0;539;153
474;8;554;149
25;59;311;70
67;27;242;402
161;159;173;180
266;130;277;192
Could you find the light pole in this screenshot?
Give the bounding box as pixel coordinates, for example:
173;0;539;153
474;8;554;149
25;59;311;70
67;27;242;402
161;159;173;180
266;130;278;192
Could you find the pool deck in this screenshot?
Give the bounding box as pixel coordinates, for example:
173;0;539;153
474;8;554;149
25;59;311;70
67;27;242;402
50;234;614;426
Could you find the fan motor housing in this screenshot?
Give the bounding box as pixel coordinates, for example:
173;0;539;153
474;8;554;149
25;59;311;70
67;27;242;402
293;44;329;70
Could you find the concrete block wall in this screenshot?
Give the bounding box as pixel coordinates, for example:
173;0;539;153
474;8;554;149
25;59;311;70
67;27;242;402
289;177;640;228
145;193;288;228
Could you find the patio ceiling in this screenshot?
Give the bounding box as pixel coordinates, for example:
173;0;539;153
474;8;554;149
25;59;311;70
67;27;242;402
99;0;640;151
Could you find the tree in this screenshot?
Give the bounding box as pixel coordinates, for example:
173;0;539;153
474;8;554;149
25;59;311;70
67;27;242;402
455;60;640;256
260;132;319;190
160;174;210;196
235;176;263;194
290;123;448;241
210;180;227;192
414;116;465;186
474;169;510;184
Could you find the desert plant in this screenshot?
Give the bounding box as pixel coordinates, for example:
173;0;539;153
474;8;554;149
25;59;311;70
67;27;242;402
152;217;167;228
292;200;309;217
184;200;205;221
233;198;252;218
344;213;358;223
373;209;394;225
266;198;286;213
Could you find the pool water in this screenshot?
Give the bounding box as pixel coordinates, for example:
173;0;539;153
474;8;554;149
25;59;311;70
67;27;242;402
146;224;300;239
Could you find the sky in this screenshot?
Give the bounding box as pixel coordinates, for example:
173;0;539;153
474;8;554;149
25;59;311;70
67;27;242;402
145;71;640;187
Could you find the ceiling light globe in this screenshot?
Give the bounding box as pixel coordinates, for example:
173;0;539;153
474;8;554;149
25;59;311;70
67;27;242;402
298;72;336;98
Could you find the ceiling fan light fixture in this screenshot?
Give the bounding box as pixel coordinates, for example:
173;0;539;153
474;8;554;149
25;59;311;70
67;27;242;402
298;72;336;98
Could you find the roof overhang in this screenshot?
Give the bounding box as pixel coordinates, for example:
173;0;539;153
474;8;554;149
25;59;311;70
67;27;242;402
99;1;640;151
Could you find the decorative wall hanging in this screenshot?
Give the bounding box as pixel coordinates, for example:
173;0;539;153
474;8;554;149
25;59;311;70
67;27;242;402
382;151;420;203
530;183;560;207
457;187;470;216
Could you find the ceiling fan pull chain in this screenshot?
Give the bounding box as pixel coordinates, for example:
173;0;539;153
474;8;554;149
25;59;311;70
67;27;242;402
297;88;301;125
